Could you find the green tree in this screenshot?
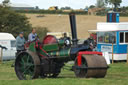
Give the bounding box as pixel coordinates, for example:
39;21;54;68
105;0;122;11
97;0;105;8
2;0;10;7
35;6;39;10
34;27;49;41
89;5;96;9
0;7;32;39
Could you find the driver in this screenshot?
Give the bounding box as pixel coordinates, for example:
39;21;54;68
28;28;38;42
63;33;71;46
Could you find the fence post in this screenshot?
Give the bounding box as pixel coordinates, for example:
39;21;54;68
112;43;114;64
127;45;128;64
0;48;2;63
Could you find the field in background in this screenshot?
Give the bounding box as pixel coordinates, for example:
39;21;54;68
26;14;128;39
0;61;128;85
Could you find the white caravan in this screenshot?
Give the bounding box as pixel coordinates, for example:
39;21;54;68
0;33;16;60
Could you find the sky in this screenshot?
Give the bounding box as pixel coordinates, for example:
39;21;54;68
0;0;128;9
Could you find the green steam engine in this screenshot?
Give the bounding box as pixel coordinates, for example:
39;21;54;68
15;13;108;80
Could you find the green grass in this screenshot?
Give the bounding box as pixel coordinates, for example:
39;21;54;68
0;61;128;85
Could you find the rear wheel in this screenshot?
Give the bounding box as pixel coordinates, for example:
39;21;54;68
15;51;40;80
74;55;108;78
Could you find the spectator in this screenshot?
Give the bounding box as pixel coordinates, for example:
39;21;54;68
16;32;25;55
28;29;38;42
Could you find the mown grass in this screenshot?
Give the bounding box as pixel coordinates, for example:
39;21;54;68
0;61;128;85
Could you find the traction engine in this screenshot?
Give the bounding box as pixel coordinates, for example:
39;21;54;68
15;13;108;80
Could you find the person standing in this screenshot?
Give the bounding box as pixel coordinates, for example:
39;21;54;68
28;29;38;42
16;32;25;55
12;32;25;67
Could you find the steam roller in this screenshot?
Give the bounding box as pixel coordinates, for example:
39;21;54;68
14;13;108;80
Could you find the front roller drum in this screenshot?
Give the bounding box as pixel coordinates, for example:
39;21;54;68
15;51;40;80
74;54;108;78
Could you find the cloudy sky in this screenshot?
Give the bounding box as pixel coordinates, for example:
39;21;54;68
0;0;128;9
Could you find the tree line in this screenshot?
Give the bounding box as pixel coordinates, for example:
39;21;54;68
0;5;48;40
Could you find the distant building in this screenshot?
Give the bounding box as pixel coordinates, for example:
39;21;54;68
48;6;58;11
8;3;35;10
62;10;72;12
84;8;88;12
88;8;105;15
75;9;85;12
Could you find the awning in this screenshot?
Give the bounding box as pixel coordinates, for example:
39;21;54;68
88;30;128;32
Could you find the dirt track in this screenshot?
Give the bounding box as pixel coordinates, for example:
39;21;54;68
26;14;128;39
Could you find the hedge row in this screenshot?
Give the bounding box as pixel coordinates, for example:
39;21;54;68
15;9;88;15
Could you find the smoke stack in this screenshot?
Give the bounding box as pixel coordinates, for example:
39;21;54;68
69;13;78;46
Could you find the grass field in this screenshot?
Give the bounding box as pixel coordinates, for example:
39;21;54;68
0;61;128;85
26;14;128;39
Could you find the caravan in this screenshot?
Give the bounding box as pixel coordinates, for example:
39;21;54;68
0;33;16;60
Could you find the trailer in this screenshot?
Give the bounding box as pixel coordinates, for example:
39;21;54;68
0;33;16;60
90;12;128;61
